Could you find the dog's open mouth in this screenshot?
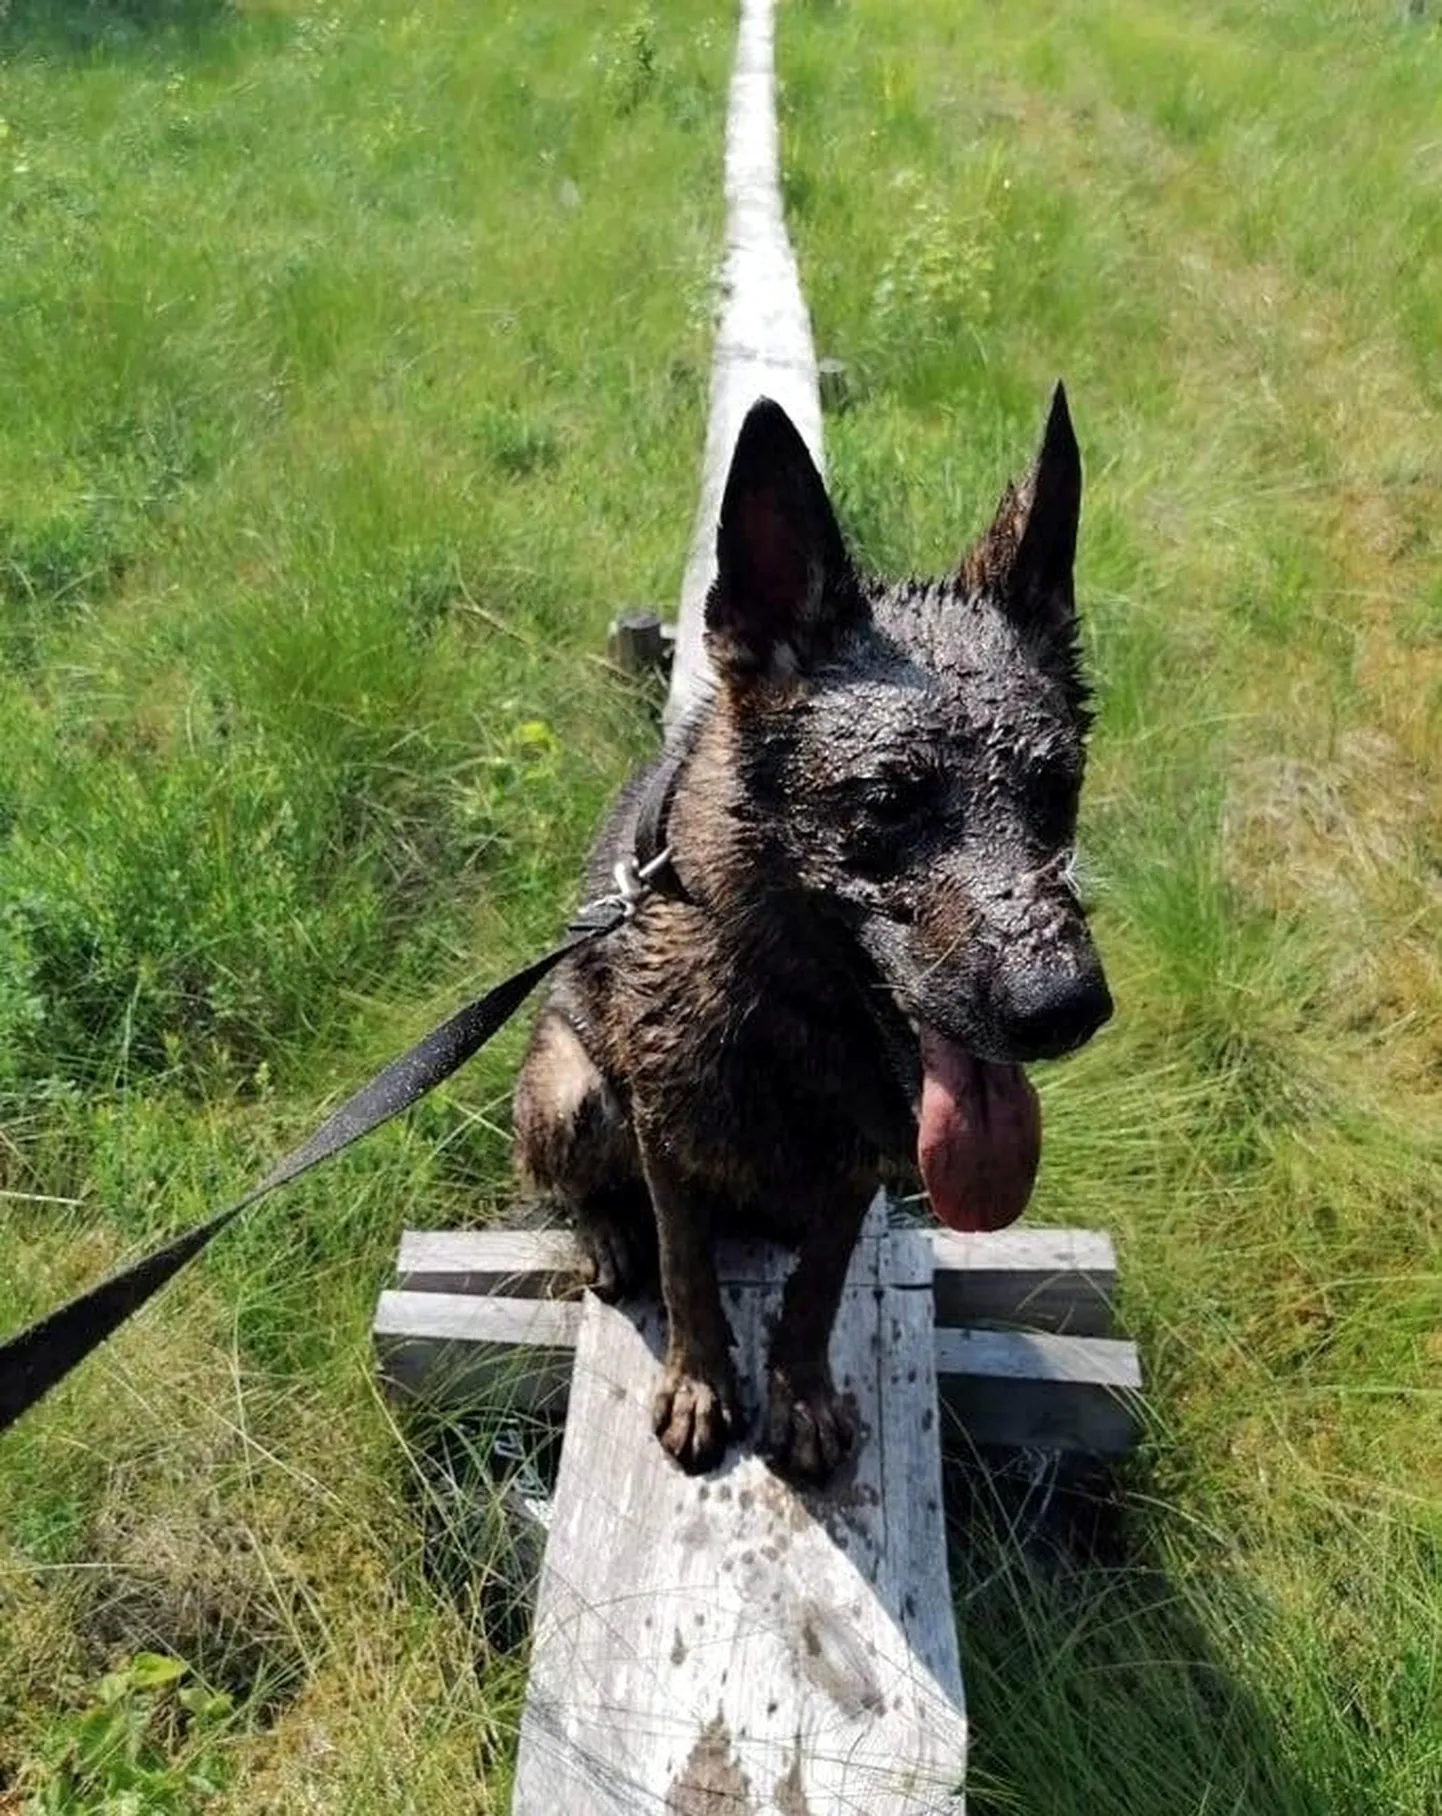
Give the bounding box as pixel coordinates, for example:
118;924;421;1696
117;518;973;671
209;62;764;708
916;1027;1041;1232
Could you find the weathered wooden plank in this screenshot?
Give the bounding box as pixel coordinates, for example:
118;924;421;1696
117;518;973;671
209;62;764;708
397;1226;890;1296
374;1286;1140;1456
395;1224;1117;1333
926;1227;1117;1336
934;1329;1142;1456
510;1201;966;1815
373;1290;578;1412
665;0;823;732
395;1229;582;1300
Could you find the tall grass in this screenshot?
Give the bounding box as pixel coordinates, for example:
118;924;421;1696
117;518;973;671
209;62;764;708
1;0;1439;1810
1;1;727;1805
781;1;1441;1809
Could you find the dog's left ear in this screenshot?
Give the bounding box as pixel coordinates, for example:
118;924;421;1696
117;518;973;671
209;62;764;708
706;399;867;685
965;383;1082;658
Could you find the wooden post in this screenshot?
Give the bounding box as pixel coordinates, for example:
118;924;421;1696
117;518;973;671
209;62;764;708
606;609;670;678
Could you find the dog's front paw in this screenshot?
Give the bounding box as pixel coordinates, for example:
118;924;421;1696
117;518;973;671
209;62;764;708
652;1364;738;1474
762;1366;856;1485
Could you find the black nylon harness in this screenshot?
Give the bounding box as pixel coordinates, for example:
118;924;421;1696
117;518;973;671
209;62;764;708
0;744;690;1435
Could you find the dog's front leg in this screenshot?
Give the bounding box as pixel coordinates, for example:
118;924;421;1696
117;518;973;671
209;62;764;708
763;1192;871;1483
638;1127;739;1473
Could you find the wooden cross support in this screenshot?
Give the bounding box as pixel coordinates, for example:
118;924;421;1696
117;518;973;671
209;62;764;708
373;1201;1141;1813
377;1217;1139;1455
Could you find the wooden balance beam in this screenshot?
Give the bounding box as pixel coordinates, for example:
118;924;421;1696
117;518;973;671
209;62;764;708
375;1200;1140;1813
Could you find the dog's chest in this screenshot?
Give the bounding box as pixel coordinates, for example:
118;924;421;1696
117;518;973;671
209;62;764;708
616;925;914;1211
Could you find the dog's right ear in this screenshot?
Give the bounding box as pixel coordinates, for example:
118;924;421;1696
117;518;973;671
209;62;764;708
960;384;1087;712
706;399;866;685
964;385;1082;646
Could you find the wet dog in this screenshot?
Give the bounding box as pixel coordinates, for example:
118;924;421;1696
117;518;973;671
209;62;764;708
514;389;1110;1482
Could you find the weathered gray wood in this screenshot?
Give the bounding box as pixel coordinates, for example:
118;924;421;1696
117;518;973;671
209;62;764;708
374;1283;1141;1456
396;1226;886;1296
935;1329;1142;1456
927;1227;1117;1335
665;0;823;732
396;1228;583;1299
395;1224;1117;1334
510;1200;966;1815
373;1290;578;1412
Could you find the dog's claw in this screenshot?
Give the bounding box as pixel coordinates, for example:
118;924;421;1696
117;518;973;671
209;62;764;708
652;1366;737;1474
578;1217;654;1303
762;1369;855;1484
582;1233;624;1302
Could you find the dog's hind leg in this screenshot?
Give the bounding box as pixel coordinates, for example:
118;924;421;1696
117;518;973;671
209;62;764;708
512;1007;658;1300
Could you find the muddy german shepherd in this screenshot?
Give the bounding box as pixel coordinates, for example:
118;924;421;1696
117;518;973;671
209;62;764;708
514;389;1111;1483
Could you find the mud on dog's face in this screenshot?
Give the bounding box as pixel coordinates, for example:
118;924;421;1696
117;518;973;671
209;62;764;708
704;387;1112;1081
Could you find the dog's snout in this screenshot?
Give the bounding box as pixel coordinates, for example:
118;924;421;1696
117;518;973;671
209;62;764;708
999;964;1112;1061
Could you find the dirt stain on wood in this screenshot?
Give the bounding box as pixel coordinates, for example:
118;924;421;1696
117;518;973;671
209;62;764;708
666;1715;755;1814
796;1600;884;1718
774;1745;813;1816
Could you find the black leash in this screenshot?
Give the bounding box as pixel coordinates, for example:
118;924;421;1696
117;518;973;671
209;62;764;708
0;757;687;1436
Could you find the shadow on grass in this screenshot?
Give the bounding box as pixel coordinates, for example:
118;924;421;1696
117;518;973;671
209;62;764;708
945;1446;1331;1816
406;1405;566;1662
0;0;238;58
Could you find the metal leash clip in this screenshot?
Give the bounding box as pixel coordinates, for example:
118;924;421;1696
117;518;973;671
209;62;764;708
612;847;675;917
569;846;676;934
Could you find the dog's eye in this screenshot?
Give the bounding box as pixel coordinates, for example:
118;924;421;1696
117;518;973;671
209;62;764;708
867;773;938;827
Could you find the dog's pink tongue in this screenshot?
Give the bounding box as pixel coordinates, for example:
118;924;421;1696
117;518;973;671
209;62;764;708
917;1029;1041;1232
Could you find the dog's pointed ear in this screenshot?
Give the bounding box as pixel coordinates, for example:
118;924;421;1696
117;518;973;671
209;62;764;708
965;383;1081;650
706;399;866;685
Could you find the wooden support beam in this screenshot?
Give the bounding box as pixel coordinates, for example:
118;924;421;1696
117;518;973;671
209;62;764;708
394;1224;1118;1335
395;1228;580;1301
935;1329;1142;1457
375;1260;1142;1456
927;1227;1117;1336
374;1291;577;1413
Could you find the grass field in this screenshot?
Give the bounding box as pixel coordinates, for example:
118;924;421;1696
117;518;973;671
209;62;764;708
1;0;1439;1810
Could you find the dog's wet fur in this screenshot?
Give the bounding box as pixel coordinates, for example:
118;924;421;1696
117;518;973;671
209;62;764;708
513;389;1111;1483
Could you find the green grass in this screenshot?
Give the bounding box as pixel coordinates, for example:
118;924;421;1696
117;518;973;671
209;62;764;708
0;1;727;1806
2;0;1440;1810
781;1;1442;1809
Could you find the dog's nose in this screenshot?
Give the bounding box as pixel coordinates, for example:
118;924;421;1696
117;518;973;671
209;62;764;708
999;964;1112;1061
